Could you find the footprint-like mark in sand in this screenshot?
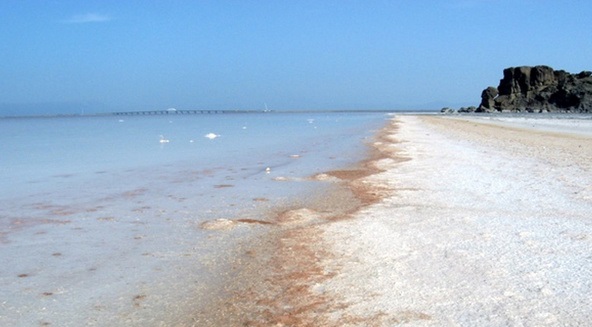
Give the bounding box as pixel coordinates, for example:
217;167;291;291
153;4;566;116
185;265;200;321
133;294;146;307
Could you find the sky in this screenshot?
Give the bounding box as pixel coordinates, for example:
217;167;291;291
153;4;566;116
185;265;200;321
1;0;591;115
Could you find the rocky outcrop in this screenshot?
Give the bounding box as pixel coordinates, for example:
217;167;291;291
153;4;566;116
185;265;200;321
478;65;592;112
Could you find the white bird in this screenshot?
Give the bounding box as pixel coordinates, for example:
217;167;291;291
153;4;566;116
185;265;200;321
204;133;220;140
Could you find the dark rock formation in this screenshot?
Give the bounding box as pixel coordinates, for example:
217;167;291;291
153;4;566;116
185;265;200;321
480;86;498;111
457;106;476;113
478;65;592;112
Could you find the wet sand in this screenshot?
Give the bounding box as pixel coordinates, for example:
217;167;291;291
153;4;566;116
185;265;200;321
189;119;396;326
194;115;592;326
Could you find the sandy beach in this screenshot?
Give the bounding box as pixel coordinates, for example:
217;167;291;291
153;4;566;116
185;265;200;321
196;114;592;326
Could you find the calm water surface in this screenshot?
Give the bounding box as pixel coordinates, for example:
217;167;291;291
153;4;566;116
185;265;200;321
0;112;388;326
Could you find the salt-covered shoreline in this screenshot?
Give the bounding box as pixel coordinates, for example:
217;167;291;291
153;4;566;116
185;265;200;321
315;115;592;326
196;114;592;326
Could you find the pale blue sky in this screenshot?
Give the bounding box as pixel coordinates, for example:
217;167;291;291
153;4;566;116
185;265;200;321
1;0;590;115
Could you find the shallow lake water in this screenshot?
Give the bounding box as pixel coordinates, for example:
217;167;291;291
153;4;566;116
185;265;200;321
0;112;388;325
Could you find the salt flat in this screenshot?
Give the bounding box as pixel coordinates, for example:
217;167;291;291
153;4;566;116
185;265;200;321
454;114;592;138
317;115;592;326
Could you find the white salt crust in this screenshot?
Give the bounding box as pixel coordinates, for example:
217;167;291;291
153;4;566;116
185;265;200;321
319;115;592;326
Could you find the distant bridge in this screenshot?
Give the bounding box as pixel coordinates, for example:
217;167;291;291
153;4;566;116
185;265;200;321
111;109;261;116
110;109;396;116
1;109;398;120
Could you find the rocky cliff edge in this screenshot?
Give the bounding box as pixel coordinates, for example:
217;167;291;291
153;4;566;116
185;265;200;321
476;65;592;113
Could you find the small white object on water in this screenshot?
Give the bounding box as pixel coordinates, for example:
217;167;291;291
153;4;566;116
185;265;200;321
159;135;170;143
265;167;271;173
204;133;220;139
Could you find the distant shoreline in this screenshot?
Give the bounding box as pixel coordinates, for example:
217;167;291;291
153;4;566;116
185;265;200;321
8;108;592;120
0;109;426;119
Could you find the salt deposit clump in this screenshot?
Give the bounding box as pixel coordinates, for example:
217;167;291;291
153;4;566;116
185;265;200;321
277;208;322;226
200;218;236;230
159;135;170;143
